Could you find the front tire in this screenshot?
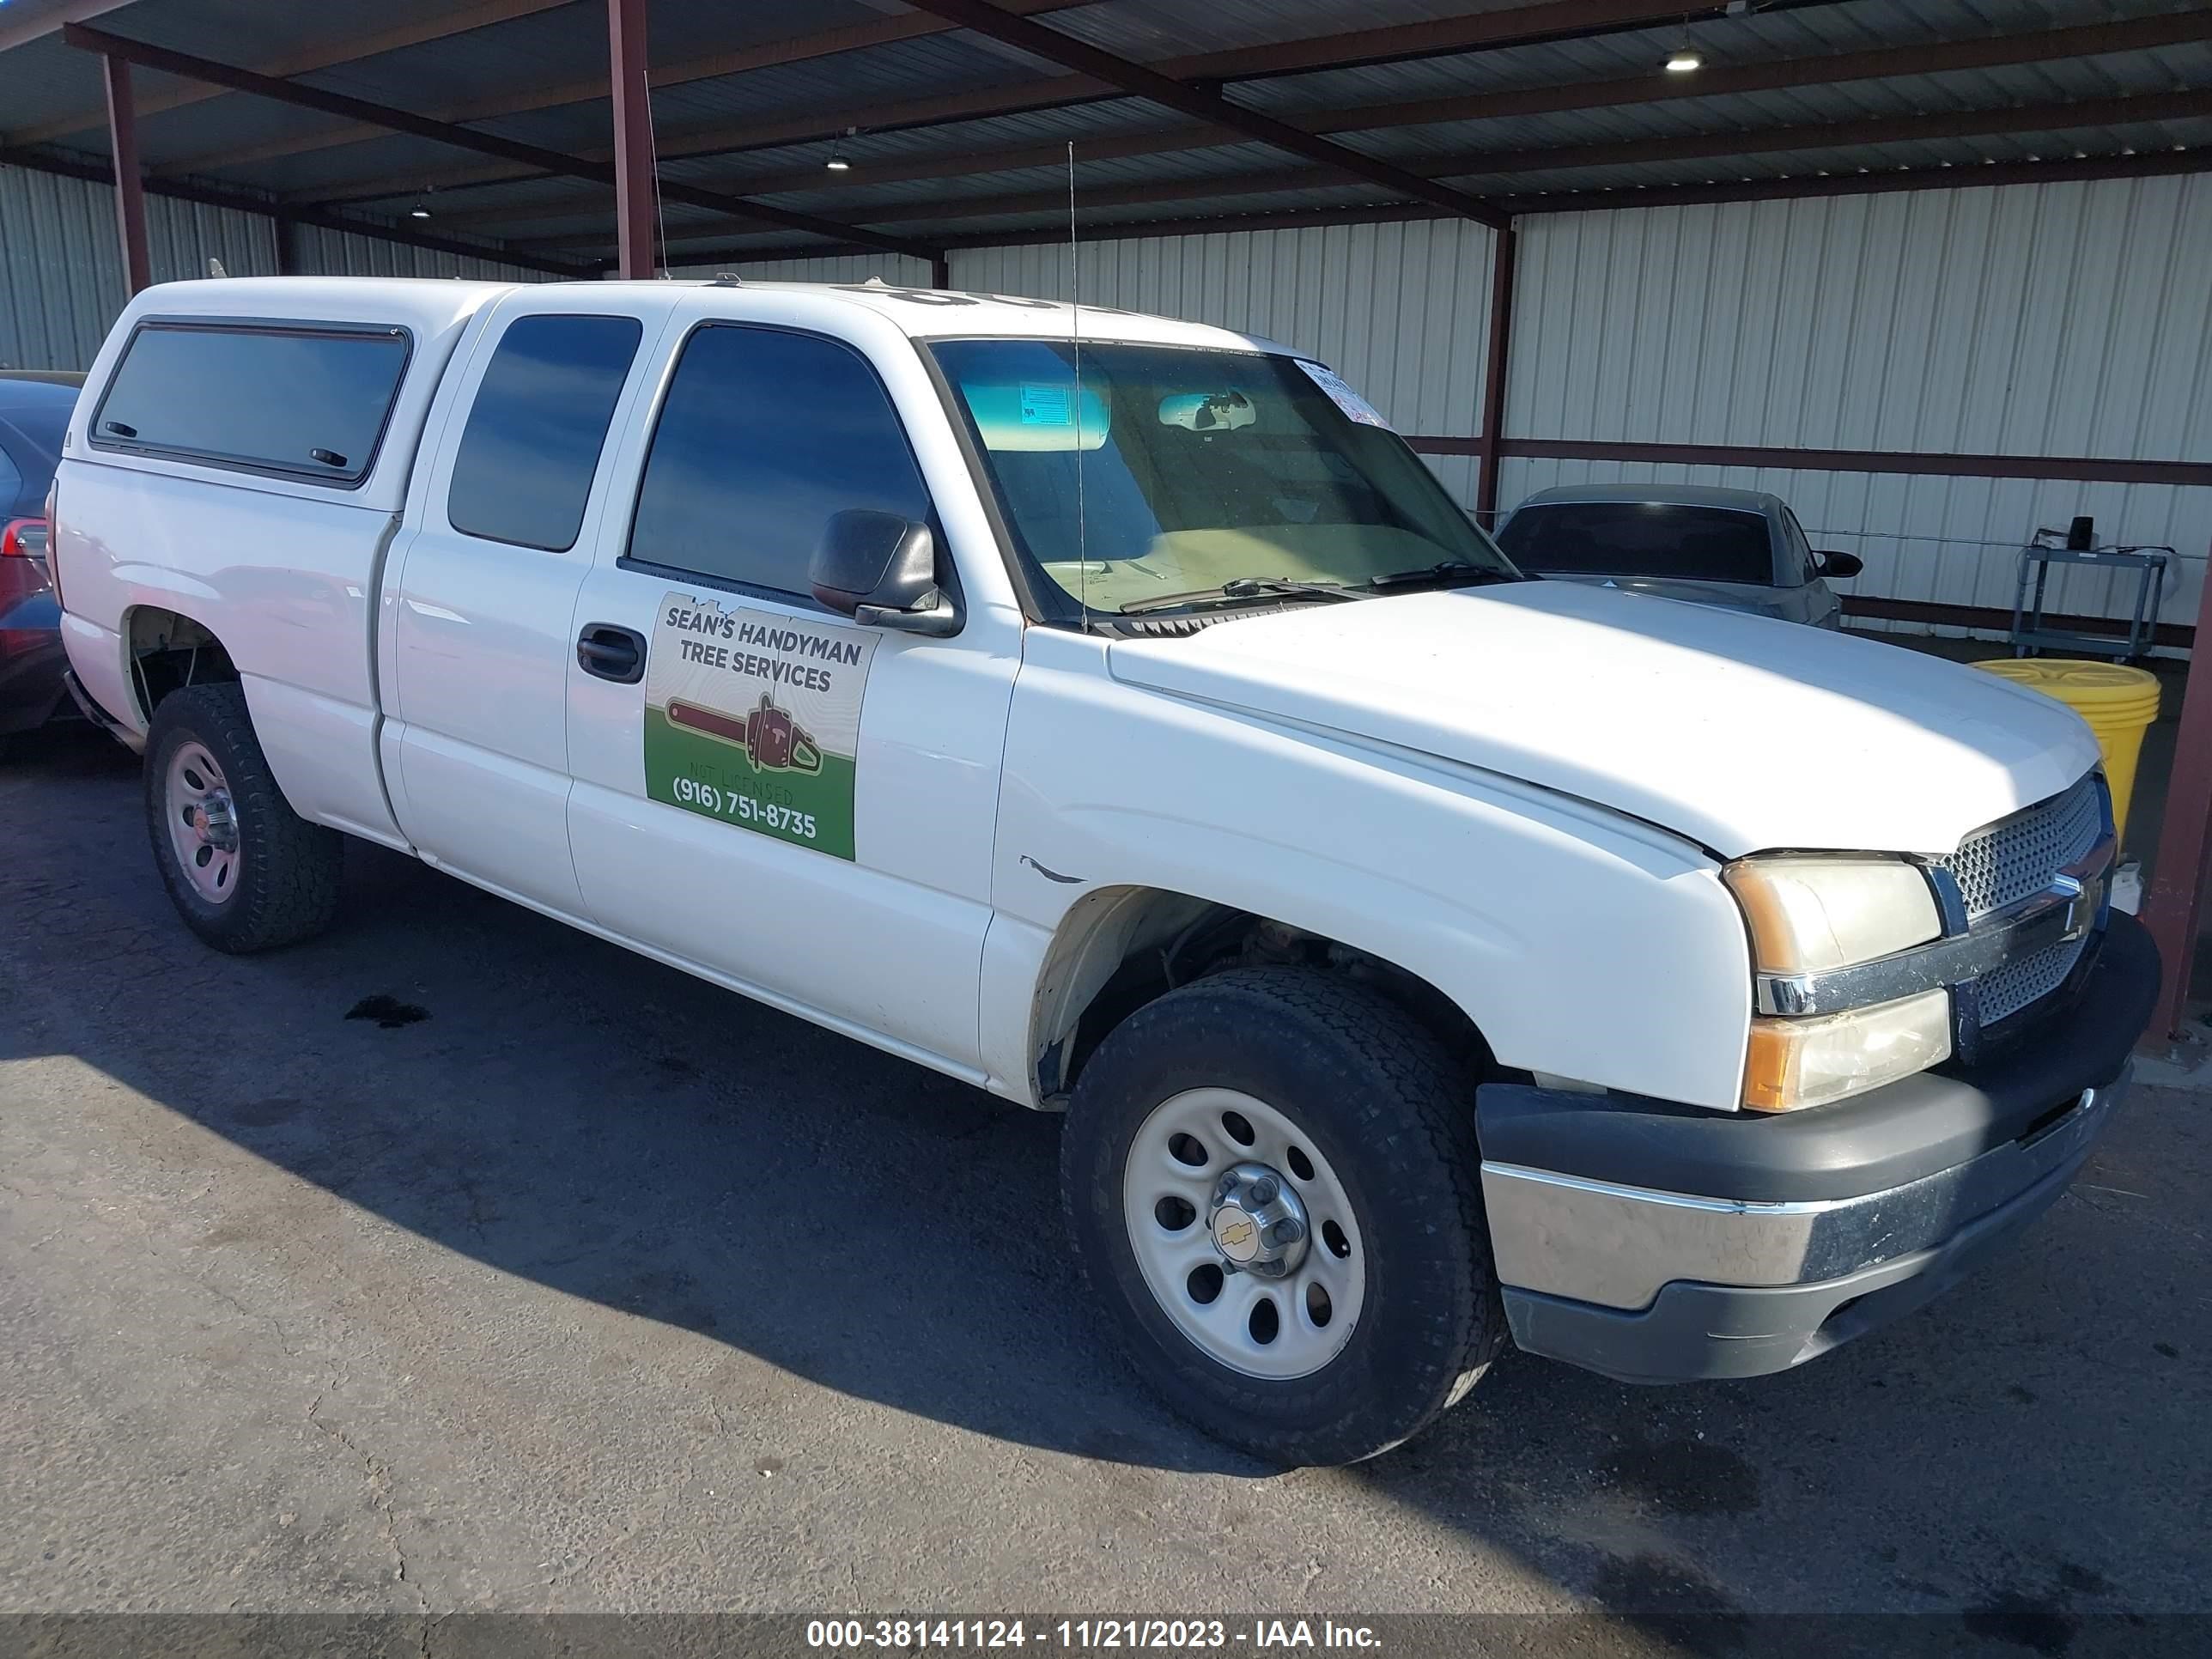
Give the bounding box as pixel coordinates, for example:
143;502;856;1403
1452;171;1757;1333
1061;968;1504;1467
143;684;343;953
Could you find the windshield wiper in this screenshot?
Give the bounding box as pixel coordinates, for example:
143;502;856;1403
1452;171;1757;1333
1366;560;1522;592
1120;577;1367;616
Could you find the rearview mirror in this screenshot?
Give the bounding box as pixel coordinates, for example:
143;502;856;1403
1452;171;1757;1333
1816;550;1863;579
810;509;959;636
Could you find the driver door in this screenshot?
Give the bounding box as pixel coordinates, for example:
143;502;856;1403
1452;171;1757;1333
563;311;1018;1078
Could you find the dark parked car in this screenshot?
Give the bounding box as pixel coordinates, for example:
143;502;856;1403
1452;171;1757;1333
1495;483;1863;628
1;378;76;755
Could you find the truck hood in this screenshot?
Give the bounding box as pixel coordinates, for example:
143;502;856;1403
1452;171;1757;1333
1106;580;2100;858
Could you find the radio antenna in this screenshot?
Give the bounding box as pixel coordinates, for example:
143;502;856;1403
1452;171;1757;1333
644;67;671;276
1067;140;1088;627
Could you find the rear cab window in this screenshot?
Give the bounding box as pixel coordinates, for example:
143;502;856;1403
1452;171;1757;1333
1497;501;1775;586
446;313;643;552
90;319;410;488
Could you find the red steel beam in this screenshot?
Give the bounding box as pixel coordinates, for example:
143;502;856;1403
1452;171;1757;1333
1837;595;2195;653
1475;223;1516;524
2143;546;2212;1041
856;0;1507;228
606;0;654;280
100;53;150;295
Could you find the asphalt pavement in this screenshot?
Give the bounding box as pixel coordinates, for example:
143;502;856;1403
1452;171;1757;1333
2;726;2207;1655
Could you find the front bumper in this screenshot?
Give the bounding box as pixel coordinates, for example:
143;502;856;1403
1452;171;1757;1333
1475;910;2159;1383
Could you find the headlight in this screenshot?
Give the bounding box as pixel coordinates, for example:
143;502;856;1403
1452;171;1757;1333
1723;856;1941;974
1724;855;1949;1112
1741;991;1952;1113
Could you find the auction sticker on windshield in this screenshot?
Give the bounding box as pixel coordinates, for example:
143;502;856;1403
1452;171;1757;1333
1295;360;1390;429
644;592;878;860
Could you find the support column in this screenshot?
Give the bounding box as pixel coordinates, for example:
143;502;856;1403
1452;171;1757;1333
272;211;299;276
1474;220;1516;526
606;0;655;279
2142;540;2212;1042
930;253;951;291
101;53;151;295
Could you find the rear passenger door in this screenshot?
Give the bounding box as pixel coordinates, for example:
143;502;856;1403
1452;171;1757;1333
382;292;677;915
563;313;1018;1077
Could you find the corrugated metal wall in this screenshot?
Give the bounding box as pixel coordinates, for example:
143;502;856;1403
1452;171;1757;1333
949;217;1497;429
13;155;2206;646
1;163;548;373
1506;173;2212;646
2;166;277;370
667;252;934;286
286;222;554;286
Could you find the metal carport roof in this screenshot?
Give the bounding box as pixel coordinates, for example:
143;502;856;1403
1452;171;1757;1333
0;0;2204;276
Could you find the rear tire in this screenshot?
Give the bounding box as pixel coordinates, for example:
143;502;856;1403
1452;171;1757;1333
144;684;343;953
1060;967;1504;1467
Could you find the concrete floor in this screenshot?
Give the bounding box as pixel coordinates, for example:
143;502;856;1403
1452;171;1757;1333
3;726;2209;1646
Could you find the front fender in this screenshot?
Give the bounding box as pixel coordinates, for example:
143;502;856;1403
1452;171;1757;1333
993;633;1753;1111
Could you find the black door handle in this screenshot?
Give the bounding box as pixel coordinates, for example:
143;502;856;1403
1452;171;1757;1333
577;623;647;684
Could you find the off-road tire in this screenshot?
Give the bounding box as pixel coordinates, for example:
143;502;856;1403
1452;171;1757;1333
1061;967;1505;1467
144;684;343;952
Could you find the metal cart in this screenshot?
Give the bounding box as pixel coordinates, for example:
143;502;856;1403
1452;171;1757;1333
2010;538;2171;660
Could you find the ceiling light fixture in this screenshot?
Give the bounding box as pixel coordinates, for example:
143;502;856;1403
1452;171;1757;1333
825;155;851;172
409;196;431;219
1665;50;1702;72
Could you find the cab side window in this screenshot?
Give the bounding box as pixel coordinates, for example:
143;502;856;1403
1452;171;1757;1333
625;324;933;600
447;313;643;552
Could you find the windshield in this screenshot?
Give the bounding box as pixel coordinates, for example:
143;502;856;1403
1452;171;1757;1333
931;339;1512;617
1496;501;1776;586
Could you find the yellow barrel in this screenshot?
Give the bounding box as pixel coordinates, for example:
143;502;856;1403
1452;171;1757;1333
1971;658;2162;842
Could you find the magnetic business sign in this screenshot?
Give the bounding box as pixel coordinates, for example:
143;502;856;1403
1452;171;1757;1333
643;592;878;860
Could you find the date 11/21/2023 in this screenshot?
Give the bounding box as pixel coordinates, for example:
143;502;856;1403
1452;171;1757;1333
671;774;820;842
805;1620;1382;1650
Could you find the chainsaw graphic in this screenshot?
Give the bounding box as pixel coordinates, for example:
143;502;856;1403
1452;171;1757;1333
665;693;823;774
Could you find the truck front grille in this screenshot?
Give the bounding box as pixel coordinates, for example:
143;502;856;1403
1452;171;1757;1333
1978;937;2089;1026
1936;772;2105;921
1934;771;2107;1030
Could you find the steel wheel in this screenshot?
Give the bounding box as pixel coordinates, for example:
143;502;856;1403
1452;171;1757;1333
1121;1086;1366;1381
164;739;240;905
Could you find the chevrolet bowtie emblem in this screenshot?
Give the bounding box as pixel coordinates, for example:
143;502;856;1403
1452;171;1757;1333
2054;861;2106;942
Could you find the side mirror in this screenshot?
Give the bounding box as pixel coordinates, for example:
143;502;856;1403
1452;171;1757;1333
810;509;959;636
1816;550;1863;580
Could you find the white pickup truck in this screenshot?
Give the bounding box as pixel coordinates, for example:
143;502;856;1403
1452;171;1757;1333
52;276;2154;1466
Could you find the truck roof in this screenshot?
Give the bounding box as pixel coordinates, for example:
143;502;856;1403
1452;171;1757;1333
112;274;1297;357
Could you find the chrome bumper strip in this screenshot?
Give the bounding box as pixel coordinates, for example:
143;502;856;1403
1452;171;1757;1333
1480;1062;2130;1311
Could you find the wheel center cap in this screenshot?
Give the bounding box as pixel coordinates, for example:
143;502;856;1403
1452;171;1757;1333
1212;1206;1262;1263
1207;1161;1310;1279
193;794;237;850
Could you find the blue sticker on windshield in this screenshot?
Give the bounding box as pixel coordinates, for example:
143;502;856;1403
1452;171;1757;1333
1018;383;1073;426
